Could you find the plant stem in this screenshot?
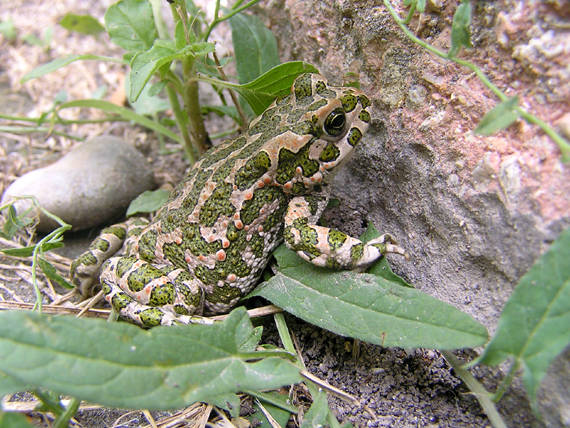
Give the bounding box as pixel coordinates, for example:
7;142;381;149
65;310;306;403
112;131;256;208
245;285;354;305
168;1;208;159
383;0;570;162
182;60;209;155
53;397;80;428
166;81;195;163
492;359;518;402
213;52;249;128
0;126;82;140
204;0;262;41
442;351;507;428
404;1;416;24
150;0;169;39
274;312;296;354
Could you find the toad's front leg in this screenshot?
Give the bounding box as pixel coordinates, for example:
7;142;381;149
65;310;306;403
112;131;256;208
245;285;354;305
283;196;407;269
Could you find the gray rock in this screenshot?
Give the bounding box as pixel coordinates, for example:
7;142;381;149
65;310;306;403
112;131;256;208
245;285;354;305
2;136;155;232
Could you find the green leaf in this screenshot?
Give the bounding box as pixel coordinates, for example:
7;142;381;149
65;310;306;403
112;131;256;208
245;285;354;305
250;245;488;349
474;96;521;136
239;62;319;114
0;19;17;41
21;54;123;83
301;390;330;427
0;411;35;428
360;224;413;288
243;390;295;427
448;0;472;58
202;105;241;125
0;205;33;239
56;99;182;143
0;370;28;396
478;227;570;410
416;0;427;12
0;242;63;257
208;393;241;417
126;189;170;217
37;257;74;289
105;0;158;52
230;13;279;84
204;62;319;116
59;13;105;35
129;40;214;102
125;73;169;115
0;308;300;410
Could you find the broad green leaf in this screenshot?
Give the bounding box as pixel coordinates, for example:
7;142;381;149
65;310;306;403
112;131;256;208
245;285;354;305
478;227;570;410
203;62;319;116
209;393;241;418
125;73;169;115
0;411;35;428
448;0;472;58
250;246;488;349
105;0;158;52
475;96;520;136
57;99;181;143
59;13;105;35
129;40;214;102
230;13;279;85
239;62;319;114
0;308;300;410
301;390;331;428
368;256;414;289
126;189;170;217
21;55;123;83
37;257;74;289
0;370;28;396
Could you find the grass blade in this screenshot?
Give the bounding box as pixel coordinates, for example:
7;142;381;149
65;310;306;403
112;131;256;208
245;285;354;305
57;99;182;143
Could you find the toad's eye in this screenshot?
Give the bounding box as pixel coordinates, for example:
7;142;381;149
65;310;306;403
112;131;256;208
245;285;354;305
324;108;346;137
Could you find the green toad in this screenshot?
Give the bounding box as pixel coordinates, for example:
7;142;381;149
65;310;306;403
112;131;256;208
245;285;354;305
71;73;406;327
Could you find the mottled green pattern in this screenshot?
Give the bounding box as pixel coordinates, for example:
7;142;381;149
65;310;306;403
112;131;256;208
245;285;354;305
127;264;163;292
358;94;371;108
347;127;363;146
350;243;364;262
358;110;371;123
341;94;357;112
276;144;319;184
319;142;341;162
235;151;271;190
139;308;164;327
149;283;175;306
199;183;235;226
70;73;376;326
327;229;347;251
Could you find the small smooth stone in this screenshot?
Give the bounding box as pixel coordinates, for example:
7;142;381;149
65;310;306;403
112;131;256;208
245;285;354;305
2;136;155;232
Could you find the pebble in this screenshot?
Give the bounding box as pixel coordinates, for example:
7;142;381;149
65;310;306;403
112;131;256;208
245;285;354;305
2;136;155;232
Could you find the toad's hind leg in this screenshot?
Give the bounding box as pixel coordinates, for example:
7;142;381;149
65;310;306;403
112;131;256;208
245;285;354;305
99;256;206;327
70;217;149;297
284;195;407;269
